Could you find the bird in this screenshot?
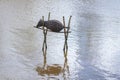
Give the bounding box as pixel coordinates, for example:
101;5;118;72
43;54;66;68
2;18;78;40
35;19;65;32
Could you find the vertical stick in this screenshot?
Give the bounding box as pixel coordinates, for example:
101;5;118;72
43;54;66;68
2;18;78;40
42;16;45;30
63;16;67;51
42;16;45;52
67;16;72;29
66;16;72;38
42;16;47;56
48;12;50;21
63;16;67;37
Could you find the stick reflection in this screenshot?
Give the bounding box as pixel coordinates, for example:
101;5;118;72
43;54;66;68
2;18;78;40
36;50;70;80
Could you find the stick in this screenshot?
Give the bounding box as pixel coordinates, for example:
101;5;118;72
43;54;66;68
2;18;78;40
34;27;71;33
48;12;50;21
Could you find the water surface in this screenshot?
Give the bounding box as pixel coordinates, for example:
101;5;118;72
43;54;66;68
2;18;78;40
0;0;120;80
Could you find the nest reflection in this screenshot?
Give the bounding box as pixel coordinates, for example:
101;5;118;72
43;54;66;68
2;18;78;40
36;54;69;80
36;64;63;76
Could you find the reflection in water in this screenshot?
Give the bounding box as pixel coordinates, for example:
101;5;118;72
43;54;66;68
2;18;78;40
36;46;69;80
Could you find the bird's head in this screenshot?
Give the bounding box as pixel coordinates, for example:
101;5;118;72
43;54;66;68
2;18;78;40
36;19;44;28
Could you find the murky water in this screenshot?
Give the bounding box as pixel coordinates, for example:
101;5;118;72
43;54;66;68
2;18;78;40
0;0;120;80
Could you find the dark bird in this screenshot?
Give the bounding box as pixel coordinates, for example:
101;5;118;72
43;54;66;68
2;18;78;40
35;19;64;32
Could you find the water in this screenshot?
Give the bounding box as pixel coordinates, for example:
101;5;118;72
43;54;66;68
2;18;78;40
0;0;120;80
